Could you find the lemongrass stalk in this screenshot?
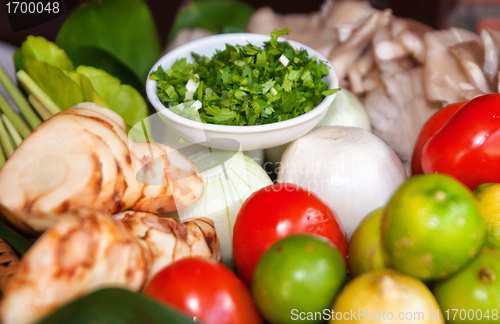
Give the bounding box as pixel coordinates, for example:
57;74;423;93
28;94;52;121
1;114;22;147
0;118;15;157
16;70;61;115
0;63;41;129
0;91;31;138
0;140;5;167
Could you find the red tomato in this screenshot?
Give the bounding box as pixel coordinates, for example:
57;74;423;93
233;183;348;287
144;258;262;324
411;102;463;175
422;93;500;189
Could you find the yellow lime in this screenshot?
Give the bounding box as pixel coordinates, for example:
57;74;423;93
382;174;485;280
474;183;500;248
347;207;390;278
331;269;443;323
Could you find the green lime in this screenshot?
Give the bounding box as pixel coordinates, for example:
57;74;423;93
382;173;485;280
433;247;500;323
348;207;390;278
474;183;500;248
252;234;346;324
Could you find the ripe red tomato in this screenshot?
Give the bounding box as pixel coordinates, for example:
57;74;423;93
411;102;463;175
143;258;262;324
233;183;348;287
422;93;500;189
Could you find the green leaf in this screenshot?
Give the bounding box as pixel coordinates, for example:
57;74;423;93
221;66;232;83
36;287;197;324
0;220;34;255
24;59;84;110
63;71;109;108
76;66;149;130
17;36;74;71
169;0;255;41
57;42;144;92
270;28;290;48
56;0;161;81
203;105;238;124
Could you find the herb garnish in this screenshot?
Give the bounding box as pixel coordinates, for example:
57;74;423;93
150;29;338;126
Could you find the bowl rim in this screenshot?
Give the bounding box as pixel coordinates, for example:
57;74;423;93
145;32;339;135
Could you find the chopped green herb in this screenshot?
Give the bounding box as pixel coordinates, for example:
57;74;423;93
150;29;340;126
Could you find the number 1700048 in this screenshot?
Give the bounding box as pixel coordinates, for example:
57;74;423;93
445;309;498;321
6;2;60;14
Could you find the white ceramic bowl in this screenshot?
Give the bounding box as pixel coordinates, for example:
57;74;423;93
146;33;339;151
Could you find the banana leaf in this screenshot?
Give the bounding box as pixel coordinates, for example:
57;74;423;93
37;287;198;324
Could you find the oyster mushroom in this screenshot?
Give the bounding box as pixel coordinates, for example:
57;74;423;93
394;18;433;63
450;40;493;94
247;6;336;56
347;48;375;94
328;9;392;80
365;68;439;173
320;0;376;42
423;28;480;104
371;20;417;76
481;28;500;87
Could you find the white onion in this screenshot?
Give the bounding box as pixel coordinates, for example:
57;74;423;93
264;88;371;166
244;149;265;166
277;126;407;238
178;149;272;266
316;88;371;130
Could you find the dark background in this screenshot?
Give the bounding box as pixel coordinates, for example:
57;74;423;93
0;0;458;49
